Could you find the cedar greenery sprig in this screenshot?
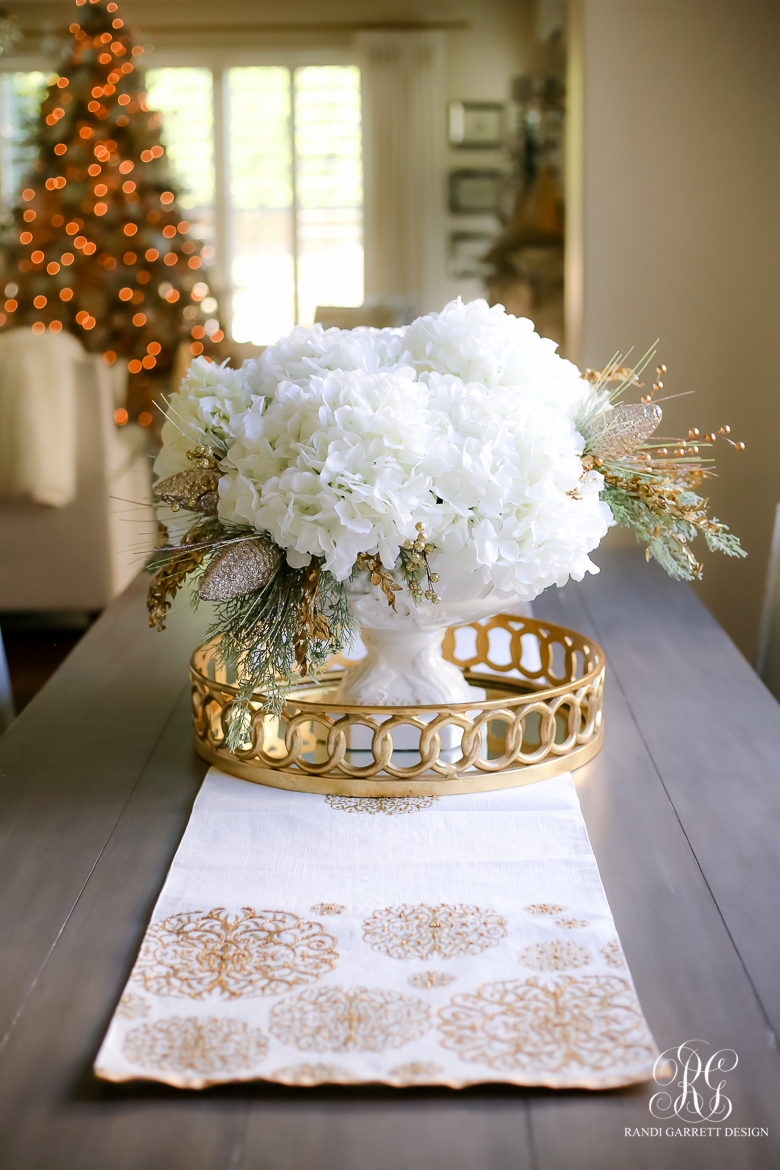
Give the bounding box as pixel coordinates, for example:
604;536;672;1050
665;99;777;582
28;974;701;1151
146;506;356;748
146;516;224;630
212;560;355;751
601;472;744;580
576;349;746;580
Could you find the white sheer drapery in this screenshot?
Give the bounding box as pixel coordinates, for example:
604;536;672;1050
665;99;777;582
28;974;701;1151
357;30;447;312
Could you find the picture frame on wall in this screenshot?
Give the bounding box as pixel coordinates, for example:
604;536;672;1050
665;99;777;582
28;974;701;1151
448;232;494;279
448;169;502;215
448;101;505;149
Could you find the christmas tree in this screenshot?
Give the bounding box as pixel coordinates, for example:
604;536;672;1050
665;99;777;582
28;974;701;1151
0;0;224;419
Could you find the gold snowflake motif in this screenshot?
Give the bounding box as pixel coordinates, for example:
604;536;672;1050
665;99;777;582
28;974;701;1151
269;984;431;1053
131;907;338;999
524;903;566;915
518;940;592;971
311;903;346;916
325;795;438;815
122;1016;268;1077
602;938;627;969
554;918;589;930
363;902;507;961
408;970;458;990
389;1061;444;1082
438;975;656;1073
269;1062;359;1086
115;992;150;1020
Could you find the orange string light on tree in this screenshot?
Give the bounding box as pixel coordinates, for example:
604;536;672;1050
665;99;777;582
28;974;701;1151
0;0;224;422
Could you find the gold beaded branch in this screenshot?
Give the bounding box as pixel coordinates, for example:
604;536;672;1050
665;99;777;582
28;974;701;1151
401;523;441;604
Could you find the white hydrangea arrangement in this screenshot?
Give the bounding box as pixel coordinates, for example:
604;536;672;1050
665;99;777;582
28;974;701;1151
148;298;743;732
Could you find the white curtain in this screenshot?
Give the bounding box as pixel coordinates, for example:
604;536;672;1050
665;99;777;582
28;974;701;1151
357;30;447;312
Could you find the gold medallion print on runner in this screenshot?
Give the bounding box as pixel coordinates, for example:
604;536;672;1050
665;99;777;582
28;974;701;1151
408;971;457;989
269;1062;359;1085
438;976;656;1073
524;903;566;915
269;985;431;1052
115;992;151;1020
310;903;346;916
122;1016;268;1075
131;908;338;999
518;940;591;970
602;938;627;968
325;795;438;814
363;903;507;960
390;1061;445;1081
554;918;589;930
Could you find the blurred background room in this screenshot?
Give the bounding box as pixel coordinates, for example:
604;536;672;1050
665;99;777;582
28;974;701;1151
0;0;778;730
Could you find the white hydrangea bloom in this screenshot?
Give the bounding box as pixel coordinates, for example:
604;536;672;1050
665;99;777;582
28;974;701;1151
399;297;591;417
220;367;431;581
249;322;403;398
158;300;613;599
153;356;258;480
219;361;611;596
418;373;611;598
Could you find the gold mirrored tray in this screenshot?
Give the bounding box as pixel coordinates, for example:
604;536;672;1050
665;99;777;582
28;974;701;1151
191;614;605;796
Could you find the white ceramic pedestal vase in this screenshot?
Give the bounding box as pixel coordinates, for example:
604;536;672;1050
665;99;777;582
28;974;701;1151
335;568;532;708
334;569;532;764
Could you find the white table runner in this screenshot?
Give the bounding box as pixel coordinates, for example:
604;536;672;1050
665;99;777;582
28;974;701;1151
95;768;658;1090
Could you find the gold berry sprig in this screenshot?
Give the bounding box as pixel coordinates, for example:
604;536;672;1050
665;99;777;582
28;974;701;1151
401;523;441;604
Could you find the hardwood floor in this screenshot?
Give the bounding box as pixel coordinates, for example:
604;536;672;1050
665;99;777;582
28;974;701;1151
0;613;94;715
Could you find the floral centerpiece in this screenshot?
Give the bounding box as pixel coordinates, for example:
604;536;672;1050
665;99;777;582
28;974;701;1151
149;299;744;744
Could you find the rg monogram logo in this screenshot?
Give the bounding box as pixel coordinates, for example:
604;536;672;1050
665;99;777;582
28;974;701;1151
649;1040;738;1122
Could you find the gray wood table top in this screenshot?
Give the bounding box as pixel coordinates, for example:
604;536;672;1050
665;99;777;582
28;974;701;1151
1;548;779;1170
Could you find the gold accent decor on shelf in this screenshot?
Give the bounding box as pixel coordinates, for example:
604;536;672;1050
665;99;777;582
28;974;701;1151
190;614;605;797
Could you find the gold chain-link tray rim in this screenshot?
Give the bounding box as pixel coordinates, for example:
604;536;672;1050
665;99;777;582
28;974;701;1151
190;614;605;796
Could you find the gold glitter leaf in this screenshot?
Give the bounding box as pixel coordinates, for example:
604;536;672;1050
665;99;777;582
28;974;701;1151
147;523;218;630
589;402;662;458
153;468;219;514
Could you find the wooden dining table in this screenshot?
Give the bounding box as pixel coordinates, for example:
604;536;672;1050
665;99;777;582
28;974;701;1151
1;548;779;1170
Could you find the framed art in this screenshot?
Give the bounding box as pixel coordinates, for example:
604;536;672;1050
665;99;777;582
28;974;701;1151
448;169;502;214
448;101;505;149
448;231;493;279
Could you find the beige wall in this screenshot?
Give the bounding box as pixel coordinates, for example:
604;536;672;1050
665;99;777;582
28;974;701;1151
568;0;780;660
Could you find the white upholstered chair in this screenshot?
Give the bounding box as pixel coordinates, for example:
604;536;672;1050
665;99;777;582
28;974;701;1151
0;331;155;613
